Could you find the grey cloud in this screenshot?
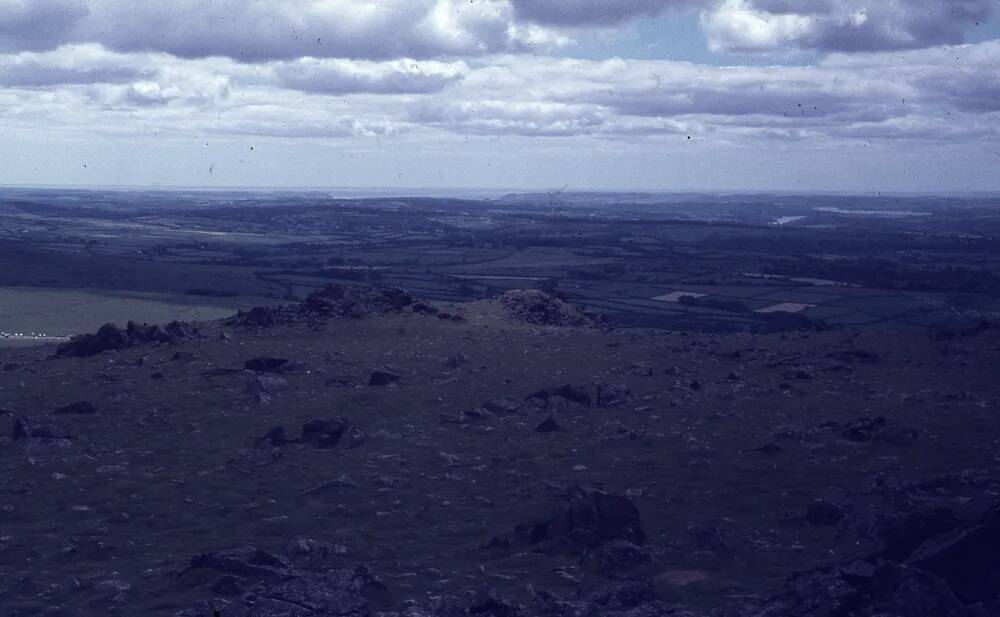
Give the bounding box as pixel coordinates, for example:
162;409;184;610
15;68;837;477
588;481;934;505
0;45;156;87
703;0;993;53
510;0;696;26
921;72;1000;113
599;85;851;118
0;0;567;61
0;61;148;87
0;0;88;52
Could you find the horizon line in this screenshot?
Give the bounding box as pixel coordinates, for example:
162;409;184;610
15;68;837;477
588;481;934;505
1;182;998;200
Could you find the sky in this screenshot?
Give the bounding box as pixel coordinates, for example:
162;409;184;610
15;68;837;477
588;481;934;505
1;0;999;193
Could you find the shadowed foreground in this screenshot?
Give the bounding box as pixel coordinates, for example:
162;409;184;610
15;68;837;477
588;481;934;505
2;288;998;616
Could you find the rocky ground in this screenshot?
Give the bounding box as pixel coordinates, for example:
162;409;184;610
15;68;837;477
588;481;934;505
1;287;998;616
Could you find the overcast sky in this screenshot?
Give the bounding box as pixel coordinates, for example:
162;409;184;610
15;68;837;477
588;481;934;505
2;0;999;192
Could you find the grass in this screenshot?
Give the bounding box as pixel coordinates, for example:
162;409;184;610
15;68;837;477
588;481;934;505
0;287;254;345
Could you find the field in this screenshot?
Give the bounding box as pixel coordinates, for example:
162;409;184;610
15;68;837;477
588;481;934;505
1;187;999;338
0;288;253;347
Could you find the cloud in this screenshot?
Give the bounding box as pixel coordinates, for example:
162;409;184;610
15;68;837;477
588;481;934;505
0;0;88;52
0;0;569;61
0;44;151;87
1;0;992;71
412;98;609;136
1;39;998;148
275;58;468;95
418;45;1000;142
703;0;994;53
510;0;696;26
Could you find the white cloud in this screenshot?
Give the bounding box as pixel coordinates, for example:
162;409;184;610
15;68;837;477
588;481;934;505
702;0;993;53
2;41;998;146
275;58;469;95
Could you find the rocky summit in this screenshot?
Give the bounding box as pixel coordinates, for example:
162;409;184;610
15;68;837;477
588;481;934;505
1;288;999;617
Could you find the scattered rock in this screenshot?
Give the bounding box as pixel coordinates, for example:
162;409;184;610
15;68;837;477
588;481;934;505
597;383;632;408
784;369;813;380
906;504;1000;603
287;538;350;566
840;416;917;446
536;416;562;432
736;501;1000;616
180;546;291;584
410;301;439;315
826;349;881;364
369;370;401;387
381;287;413;309
516;486;646;552
301;418;351;449
230;285;426;330
499;289;594;327
344;427;367;449
529;384;593;407
209;574;242;596
12;416;62;442
841;416;888;442
231;306;286;328
179;554;374;617
874;425;920;447
306;284;417;320
53;401;97;416
482;398;522;415
29;426;58;440
245;357;290;373
202;367;244;378
11;416;28;441
445;353;469;369
255;426;289;449
630;362;654;377
300;475;360;497
56;320;197;357
477;535;511;553
585;580;658;611
739;560;968;617
805;500;846;526
465;587;525;617
871;507;962;561
680;523;728;556
583;540;653;573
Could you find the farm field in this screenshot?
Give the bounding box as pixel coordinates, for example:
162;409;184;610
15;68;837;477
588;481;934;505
0;287;260;347
0;188;998;338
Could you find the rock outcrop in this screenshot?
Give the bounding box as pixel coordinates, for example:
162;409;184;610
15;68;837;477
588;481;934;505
56;320;198;358
499;290;594;327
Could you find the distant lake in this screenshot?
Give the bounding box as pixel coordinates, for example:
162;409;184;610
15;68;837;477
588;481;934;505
815;207;931;217
771;216;805;226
